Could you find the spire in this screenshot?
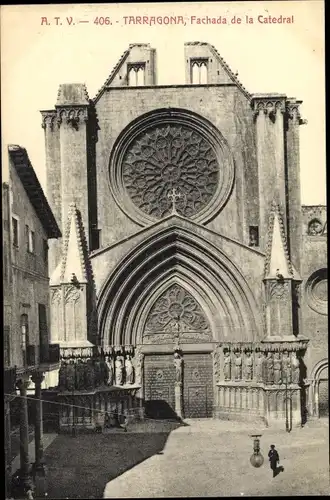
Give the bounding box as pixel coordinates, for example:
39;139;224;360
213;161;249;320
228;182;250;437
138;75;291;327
264;203;293;279
60;202;88;283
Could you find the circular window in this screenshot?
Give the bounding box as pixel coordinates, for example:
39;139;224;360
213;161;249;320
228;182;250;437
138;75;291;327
109;109;235;226
306;268;328;315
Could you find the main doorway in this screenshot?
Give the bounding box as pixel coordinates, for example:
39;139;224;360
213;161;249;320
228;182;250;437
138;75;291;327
143;352;214;419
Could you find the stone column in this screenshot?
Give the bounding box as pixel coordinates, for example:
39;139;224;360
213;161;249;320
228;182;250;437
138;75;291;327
174;383;183;419
17;377;32;489
251;96;287;251
41;110;62;275
31;372;45;469
285;100;306;274
57;85;90;247
174;351;183;419
5;395;12;498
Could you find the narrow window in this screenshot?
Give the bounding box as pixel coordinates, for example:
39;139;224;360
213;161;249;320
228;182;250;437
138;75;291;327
26;226;35;253
20;313;29;365
43;239;49;265
192;62;199;84
249;226;259;247
12;217;19;247
128;67;136;87
137;67;145;86
200;63;208;84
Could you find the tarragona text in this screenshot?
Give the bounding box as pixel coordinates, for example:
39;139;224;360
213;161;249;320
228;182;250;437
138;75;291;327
121;15;295;25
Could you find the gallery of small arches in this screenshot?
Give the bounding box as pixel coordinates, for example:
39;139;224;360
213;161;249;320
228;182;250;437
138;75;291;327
97;226;262;347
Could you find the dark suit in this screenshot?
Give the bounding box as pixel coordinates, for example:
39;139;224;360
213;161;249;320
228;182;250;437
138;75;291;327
268;449;280;477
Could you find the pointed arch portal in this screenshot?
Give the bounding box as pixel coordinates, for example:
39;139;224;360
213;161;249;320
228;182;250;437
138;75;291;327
97;225;261;347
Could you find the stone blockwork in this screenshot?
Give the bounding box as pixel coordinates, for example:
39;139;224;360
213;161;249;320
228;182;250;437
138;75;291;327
301;205;327;418
41;42;326;427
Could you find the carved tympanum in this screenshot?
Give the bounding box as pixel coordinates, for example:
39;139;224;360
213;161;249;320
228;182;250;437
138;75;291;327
143;284;211;343
122;125;219;219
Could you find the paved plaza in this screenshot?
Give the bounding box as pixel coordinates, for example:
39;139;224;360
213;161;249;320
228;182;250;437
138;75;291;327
103;419;329;498
40;419;329;499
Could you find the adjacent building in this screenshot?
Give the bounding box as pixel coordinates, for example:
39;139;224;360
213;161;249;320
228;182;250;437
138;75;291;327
40;42;327;431
3;145;61;495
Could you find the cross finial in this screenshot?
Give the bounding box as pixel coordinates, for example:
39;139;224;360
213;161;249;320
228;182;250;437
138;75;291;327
167;188;181;215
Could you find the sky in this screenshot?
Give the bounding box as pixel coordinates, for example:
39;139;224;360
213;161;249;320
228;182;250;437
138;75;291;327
1;1;326;204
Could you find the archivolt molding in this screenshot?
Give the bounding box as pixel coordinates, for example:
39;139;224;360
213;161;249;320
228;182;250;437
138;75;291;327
108;108;235;226
97;225;262;346
310;358;328;382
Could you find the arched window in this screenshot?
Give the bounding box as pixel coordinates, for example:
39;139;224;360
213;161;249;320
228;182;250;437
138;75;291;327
200;63;208;84
137;67;145;86
192;62;199;84
127;64;146;87
128;67;137;87
191;59;209;84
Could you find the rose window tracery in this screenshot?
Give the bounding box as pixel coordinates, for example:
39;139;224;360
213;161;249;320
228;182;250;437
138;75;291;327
143;284;212;344
122;125;219;219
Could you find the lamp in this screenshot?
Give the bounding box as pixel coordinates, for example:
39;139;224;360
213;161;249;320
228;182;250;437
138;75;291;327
249;434;264;468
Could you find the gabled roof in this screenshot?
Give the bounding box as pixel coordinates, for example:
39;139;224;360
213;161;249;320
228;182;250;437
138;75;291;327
188;42;251;100
8;145;61;239
264;202;294;279
93;48;130;103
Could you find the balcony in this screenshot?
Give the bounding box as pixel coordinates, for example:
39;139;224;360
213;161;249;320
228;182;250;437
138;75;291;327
17;344;61;376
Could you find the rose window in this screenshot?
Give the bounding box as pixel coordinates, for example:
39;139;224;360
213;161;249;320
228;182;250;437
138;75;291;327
144;284;210;335
306;268;328;315
122;125;219;219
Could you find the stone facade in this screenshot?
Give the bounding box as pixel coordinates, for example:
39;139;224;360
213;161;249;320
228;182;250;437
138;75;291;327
41;42;327;429
3;145;61;495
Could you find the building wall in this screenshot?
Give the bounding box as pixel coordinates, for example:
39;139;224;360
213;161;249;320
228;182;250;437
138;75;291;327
94;85;258;250
7;161;51;369
301;206;327;379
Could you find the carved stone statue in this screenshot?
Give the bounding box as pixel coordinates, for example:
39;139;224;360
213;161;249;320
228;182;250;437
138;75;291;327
115;355;124;386
282;351;291;383
125;355;134;385
105;356;113;386
255;352;263;383
273;352;282;385
66;359;75;391
84;358;95;390
75;359;85;390
174;352;183;384
223;351;231;381
59;361;67;390
266;352;274;385
261;352;268;383
134;348;144;386
234;352;242;380
291;352;300;384
244;352;253;381
93;358;103;387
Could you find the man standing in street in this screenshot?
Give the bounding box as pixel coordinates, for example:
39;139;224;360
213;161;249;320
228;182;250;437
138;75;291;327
268;444;280;478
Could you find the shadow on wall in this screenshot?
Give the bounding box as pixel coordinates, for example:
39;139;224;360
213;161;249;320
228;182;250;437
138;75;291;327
144;399;182;420
43;419;185;499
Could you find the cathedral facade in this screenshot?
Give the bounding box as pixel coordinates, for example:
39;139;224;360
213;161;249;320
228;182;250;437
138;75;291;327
41;42;327;429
